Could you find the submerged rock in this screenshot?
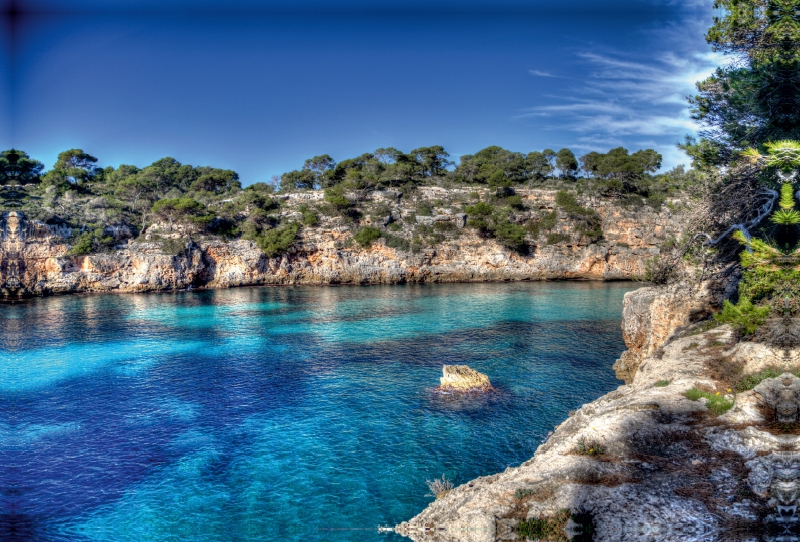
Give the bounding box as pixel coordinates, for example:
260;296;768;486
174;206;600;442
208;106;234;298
438;365;492;392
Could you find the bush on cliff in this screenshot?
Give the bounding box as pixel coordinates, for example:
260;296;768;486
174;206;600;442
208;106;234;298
67;227;115;256
353;226;381;248
255;222;300;257
714;297;770;336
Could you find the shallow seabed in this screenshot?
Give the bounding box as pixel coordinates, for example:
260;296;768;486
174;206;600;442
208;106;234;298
0;282;633;541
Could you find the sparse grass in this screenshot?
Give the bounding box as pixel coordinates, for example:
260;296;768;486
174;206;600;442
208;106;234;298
426;475;454;499
685;319;723;337
515;509;571;542
684;387;734;416
575;438;605;457
515;509;594;542
735;367;800;392
654;380;670;387
683;342;699;351
515;488;537;500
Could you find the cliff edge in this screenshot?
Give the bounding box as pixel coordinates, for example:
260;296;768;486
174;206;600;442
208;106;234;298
0;188;686;296
395;282;800;541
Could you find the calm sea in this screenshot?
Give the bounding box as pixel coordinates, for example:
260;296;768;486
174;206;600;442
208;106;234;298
0;282;634;541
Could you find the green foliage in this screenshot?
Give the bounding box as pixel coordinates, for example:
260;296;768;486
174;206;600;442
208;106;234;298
353;226;382;248
714;297;770;335
382;232;410;251
0;149;44;184
515;509;572;542
324;186;350;209
554;191;603;242
493;221;526;251
539;211;557;230
736;368;786;392
574;438;605;456
67;227;115;255
416;201;433;216
654;380;670;387
685;2;800;166
771;182;800;224
255;222;300;257
684;387;734;416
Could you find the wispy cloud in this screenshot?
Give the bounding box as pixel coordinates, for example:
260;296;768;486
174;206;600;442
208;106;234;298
529;70;559;78
518;35;725;168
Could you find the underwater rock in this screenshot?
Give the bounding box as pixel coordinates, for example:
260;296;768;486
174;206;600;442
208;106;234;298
438;365;492;392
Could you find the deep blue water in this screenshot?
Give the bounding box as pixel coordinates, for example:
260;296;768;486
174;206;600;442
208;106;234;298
0;282;633;542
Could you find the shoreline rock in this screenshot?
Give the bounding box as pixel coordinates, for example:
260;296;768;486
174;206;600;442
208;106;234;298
0;189;686;298
437;365;492;392
395;281;800;542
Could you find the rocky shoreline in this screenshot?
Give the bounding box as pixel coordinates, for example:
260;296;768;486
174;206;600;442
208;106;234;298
0;189;685;297
395;280;800;541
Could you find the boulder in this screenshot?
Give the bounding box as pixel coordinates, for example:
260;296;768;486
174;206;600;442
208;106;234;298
438;365;492;391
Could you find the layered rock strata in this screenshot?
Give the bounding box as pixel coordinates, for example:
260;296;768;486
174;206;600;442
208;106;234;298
0;189;685;296
395;285;800;542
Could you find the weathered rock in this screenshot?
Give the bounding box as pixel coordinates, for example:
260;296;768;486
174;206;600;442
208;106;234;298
0;188;690;296
395;286;800;542
754;373;800;423
438;365;492;391
612;280;735;383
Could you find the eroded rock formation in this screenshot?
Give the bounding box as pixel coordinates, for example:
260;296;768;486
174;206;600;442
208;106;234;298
0;189;686;296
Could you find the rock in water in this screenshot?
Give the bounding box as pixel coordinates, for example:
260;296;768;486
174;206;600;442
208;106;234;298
438;365;492;392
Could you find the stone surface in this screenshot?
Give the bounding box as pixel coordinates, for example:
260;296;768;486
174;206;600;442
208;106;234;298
395;285;800;542
438;365;492;391
0;188;688;297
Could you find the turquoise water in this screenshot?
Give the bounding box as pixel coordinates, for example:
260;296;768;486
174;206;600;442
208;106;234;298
0;282;633;541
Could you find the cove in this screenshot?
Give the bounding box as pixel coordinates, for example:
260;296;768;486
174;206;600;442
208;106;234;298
0;282;633;541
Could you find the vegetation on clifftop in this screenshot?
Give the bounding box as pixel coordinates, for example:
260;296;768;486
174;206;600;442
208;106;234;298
0;144;697;259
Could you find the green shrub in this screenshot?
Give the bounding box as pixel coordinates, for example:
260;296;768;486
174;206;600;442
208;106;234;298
256;221;300;257
416;201;433;216
555;190;602;242
353;226;382;248
654;380;670;387
465;201;493;217
735;367;800;392
714;297;770;335
506;194;525;209
67;227;115;256
539;211;557;230
546;233;571;245
302;209;319;226
324;186;350;209
575;438;605;456
515;509;571;541
159;237;188;256
684;387;734;416
383;233;410;251
493;221;526;252
433;221;457;232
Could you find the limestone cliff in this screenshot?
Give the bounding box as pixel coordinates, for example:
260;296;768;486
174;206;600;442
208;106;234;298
0;188;686;296
395;284;800;542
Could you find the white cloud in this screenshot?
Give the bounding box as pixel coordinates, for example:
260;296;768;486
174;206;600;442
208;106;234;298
528;70;559;77
519;42;724;170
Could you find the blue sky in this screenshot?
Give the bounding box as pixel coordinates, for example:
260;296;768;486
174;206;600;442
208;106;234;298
2;0;721;184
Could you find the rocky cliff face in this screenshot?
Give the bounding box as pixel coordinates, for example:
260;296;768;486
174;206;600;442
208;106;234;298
0;188;685;296
395;283;800;542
